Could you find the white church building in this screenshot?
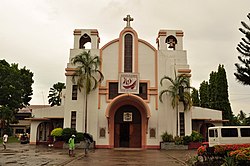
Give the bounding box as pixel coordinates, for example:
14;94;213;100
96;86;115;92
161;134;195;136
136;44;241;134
29;15;223;149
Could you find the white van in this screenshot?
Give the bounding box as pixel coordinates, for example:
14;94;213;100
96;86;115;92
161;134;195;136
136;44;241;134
208;126;250;147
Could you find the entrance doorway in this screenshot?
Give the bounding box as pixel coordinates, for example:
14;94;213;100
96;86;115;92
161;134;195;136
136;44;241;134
114;105;141;148
120;123;130;147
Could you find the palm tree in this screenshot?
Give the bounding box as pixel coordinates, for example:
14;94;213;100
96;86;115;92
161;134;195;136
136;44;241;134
237;110;247;125
71;51;104;133
159;73;193;136
48;82;66;106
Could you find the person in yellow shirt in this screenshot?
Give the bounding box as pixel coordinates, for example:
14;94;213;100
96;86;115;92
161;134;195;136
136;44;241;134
68;135;75;157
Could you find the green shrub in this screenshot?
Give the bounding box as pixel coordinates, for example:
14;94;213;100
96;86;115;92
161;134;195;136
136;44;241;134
191;130;203;142
174;136;183;145
50;128;63;141
183;135;192;145
62;128;77;142
182;131;203;144
75;132;84;143
51;128;63;137
161;131;174;142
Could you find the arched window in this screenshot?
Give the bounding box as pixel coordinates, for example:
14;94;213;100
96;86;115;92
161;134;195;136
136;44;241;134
124;34;133;72
79;33;91;49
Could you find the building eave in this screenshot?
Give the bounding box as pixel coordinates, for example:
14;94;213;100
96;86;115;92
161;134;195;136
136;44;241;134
25;118;50;121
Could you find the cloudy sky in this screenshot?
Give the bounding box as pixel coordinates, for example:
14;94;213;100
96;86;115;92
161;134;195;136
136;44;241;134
1;0;250;115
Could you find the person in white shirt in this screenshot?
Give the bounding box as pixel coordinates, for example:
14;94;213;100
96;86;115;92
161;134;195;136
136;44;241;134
3;134;8;150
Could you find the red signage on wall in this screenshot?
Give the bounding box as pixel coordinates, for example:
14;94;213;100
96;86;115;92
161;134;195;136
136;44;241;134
118;73;139;94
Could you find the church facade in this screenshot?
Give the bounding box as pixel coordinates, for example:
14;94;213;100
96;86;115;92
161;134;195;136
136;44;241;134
29;15;223;149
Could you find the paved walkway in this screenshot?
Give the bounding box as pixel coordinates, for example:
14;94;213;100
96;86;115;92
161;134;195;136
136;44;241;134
65;149;197;166
0;143;197;166
0;143;69;166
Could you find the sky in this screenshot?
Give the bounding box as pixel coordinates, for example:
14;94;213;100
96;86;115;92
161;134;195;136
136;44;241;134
1;0;250;115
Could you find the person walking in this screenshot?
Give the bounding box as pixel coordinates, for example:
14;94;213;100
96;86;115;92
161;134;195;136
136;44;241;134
2;134;8;150
68;135;75;157
83;133;93;156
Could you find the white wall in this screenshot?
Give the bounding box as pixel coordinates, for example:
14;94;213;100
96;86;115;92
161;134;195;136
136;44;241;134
191;107;222;120
32;106;64;118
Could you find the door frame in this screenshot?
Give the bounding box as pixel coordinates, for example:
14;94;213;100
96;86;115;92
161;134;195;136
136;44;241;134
114;105;142;148
105;94;150;149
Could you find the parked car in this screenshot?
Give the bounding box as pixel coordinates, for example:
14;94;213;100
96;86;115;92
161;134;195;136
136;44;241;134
20;133;29;144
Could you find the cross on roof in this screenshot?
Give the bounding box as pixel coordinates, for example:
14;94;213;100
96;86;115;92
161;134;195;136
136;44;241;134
123;15;133;27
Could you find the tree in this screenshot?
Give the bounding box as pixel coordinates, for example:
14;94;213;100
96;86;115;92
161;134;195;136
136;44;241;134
198;65;233;124
48;82;66;106
209;71;217;109
159;73;193;136
215;65;233;123
229;110;250;126
0;59;34;135
230;115;241;126
199;81;209;108
71;51;104;133
234;13;250;85
191;88;200;106
236;110;247;125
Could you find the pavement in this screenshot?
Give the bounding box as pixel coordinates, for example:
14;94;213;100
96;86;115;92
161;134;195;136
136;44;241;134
0;143;69;166
0;143;197;166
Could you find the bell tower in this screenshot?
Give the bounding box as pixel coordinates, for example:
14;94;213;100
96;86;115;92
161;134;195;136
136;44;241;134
73;29;100;49
156;29;189;73
156;30;184;51
64;28;100;133
157;29;191;137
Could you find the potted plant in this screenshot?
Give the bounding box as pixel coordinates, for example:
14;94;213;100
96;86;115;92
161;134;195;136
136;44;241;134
188;131;203;149
161;131;174;142
160;131;174;149
183;135;192;145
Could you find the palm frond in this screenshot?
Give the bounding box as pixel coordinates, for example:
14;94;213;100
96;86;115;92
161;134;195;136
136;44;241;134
71;51;104;94
159;73;193;110
159;89;170;102
160;75;174;86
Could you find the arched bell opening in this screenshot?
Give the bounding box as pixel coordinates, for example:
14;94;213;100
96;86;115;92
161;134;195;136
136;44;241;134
79;33;91;49
165;35;177;50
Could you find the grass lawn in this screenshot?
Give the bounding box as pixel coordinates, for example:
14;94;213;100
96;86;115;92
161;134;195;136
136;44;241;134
0;136;19;143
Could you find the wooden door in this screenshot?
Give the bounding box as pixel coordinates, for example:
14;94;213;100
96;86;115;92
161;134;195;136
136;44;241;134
129;123;141;148
114;105;142;148
114;124;120;147
120;123;130;147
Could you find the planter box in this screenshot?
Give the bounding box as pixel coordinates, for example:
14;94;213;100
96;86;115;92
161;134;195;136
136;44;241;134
53;141;64;148
160;142;188;150
188;142;202;150
63;141;95;149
